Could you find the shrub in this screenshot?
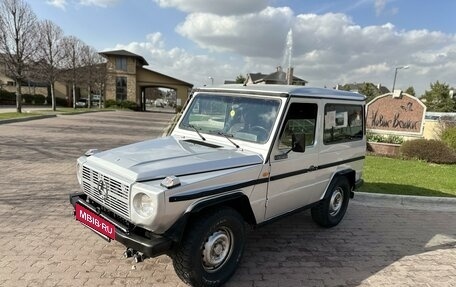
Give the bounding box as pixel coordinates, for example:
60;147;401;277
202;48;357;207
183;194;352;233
45;95;52;105
441;126;456;151
55;97;68;107
118;100;137;110
367;132;404;144
0;89;15;104
22;93;34;104
34;94;46;105
400;139;456;164
104;99;117;108
104;100;137;110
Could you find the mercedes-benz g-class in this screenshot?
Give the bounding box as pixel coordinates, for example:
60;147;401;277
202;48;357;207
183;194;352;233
70;85;366;286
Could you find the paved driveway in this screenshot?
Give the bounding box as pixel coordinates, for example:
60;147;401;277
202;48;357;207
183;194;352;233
0;111;455;287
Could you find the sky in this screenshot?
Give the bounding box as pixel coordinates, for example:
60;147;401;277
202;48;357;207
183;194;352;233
29;0;456;96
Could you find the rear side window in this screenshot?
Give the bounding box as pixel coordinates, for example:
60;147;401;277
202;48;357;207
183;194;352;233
324;104;363;144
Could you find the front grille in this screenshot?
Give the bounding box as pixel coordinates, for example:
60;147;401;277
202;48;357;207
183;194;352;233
82;166;130;220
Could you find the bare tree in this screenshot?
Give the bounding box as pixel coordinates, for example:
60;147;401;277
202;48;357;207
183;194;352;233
36;19;65;111
62;35;84;109
0;0;38;113
81;45;105;108
92;58;107;108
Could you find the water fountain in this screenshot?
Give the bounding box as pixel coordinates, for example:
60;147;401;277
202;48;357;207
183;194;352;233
282;29;294;85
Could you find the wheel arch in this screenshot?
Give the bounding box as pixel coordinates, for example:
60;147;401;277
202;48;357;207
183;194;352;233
164;192;256;242
323;169;355;200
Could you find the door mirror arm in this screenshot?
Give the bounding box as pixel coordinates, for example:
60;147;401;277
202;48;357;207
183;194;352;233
275;133;306;160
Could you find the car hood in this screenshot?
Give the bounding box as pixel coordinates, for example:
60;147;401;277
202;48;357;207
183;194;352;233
86;136;263;182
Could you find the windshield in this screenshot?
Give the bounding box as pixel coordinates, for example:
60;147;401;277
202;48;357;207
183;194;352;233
179;93;281;144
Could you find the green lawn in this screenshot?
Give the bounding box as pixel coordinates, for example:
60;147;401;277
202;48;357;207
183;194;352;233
0;112;42;119
359;155;456;197
35;107;107;115
0;108;114;120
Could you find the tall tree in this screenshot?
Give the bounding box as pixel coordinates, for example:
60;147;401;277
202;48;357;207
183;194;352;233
36;19;65;111
422;81;455;112
404;86;416;97
92;59;107;108
62;36;84;108
235;74;246;84
358;82;380;103
0;0;38;113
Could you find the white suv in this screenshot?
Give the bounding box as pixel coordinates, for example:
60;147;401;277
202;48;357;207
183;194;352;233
70;85;366;286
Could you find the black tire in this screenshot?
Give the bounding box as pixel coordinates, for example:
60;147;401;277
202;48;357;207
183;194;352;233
171;208;245;287
311;176;350;228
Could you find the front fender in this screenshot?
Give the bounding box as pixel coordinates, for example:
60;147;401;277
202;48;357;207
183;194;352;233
164;192;255;242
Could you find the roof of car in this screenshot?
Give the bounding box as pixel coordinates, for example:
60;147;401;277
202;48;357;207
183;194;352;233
194;84;365;101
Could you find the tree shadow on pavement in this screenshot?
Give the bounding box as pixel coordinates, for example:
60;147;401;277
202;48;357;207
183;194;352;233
228;205;456;286
360;182;456;198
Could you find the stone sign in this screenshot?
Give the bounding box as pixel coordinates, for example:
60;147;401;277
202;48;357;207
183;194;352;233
366;92;426;135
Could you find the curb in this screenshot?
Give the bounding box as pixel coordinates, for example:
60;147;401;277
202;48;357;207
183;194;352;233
56;109;114;116
0;114;57;125
353;192;456;212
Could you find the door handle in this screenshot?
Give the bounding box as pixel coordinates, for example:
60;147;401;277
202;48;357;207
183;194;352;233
308;165;318;171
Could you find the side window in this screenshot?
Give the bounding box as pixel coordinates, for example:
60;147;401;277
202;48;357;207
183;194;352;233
323;104;363;144
279;103;318;150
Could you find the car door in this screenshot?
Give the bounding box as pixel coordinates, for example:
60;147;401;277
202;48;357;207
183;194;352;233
265;99;328;220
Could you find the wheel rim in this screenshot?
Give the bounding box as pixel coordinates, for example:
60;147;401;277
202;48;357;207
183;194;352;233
329;187;344;217
202;227;234;272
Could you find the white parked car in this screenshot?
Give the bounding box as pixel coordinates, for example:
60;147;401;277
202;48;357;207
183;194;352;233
70;85;366;286
75;98;88;108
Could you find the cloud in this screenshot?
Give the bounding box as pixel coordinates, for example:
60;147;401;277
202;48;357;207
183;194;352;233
46;0;67;10
79;0;119;8
114;6;456;95
172;7;456;94
111;33;241;87
176;7;294;58
154;0;268;15
374;0;387;15
46;0;119;9
373;0;399;16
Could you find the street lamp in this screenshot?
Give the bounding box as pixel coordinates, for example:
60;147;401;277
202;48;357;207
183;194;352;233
392;65;409;92
208;76;214;85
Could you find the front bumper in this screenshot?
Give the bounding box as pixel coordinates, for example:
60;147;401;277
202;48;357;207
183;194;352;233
69;193;172;258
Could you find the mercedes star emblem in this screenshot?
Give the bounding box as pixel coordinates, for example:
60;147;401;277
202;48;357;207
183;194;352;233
97;179;108;201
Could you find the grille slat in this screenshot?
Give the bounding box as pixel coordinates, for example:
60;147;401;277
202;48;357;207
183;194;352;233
82;166;130;219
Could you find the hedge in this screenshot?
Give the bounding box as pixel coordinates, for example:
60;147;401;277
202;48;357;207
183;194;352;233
0;90;48;105
441;126;456;151
105;99;138;110
400;139;456;164
0;90;15;105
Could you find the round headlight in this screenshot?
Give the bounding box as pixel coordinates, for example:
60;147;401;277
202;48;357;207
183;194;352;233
133;193;154;217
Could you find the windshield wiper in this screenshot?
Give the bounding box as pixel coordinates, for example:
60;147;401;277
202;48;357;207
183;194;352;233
217;132;240;148
185;124;206;141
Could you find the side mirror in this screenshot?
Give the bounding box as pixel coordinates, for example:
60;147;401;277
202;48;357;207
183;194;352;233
291;133;306;153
